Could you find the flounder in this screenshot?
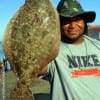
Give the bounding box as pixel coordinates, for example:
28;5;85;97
2;0;60;100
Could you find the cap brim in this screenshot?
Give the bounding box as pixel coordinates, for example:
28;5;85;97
75;11;96;23
59;11;96;23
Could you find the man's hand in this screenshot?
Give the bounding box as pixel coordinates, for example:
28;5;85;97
29;65;48;80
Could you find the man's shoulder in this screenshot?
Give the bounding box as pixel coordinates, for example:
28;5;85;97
84;35;100;47
84;35;100;42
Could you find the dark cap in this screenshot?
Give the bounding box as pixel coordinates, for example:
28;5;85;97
57;0;96;23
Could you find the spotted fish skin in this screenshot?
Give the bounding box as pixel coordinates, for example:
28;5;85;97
3;0;60;99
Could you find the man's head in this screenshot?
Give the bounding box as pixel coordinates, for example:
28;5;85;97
57;0;96;43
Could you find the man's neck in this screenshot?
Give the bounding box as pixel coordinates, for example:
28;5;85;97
61;35;84;45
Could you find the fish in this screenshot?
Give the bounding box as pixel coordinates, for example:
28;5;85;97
2;0;60;100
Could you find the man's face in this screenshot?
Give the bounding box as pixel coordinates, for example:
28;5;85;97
61;17;85;41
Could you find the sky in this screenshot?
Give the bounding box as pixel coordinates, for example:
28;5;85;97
0;0;100;41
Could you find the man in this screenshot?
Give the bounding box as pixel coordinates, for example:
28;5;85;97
37;0;100;100
0;58;4;69
0;58;8;71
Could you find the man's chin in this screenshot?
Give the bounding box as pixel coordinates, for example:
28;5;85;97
61;34;83;43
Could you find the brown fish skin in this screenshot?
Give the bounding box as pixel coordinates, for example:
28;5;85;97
3;0;60;99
